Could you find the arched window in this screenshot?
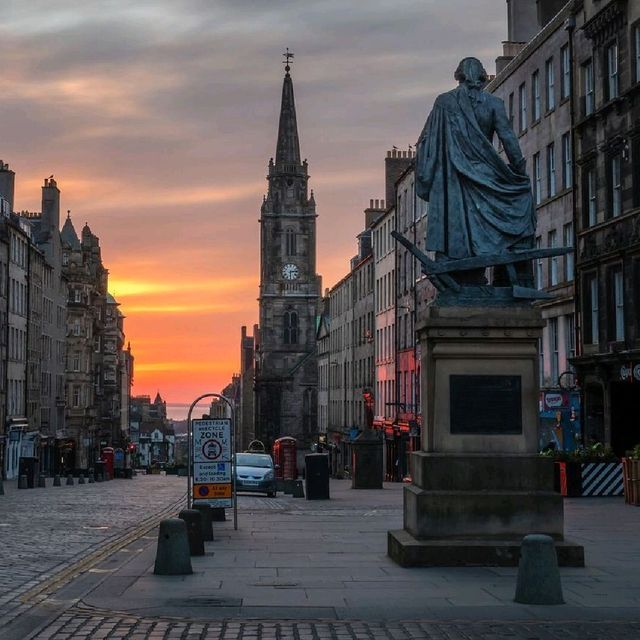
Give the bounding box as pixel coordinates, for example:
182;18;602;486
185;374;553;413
283;310;298;344
285;228;296;256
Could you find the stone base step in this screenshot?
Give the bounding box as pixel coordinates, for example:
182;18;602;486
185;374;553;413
388;528;584;567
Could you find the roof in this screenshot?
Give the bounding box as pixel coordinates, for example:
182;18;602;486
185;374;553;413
61;214;80;249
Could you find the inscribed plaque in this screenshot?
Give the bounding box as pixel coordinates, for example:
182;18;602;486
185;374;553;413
450;375;522;435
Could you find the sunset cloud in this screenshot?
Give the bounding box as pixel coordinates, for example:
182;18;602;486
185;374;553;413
1;1;506;410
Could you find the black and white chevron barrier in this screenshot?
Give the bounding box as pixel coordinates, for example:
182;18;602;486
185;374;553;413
581;462;624;496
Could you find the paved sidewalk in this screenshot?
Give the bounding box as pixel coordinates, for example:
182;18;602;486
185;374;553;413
78;480;640;623
7;479;640;639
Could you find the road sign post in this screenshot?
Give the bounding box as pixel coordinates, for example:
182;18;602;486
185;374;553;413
187;393;237;530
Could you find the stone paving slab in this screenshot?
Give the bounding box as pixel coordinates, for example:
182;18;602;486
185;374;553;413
72;480;640;626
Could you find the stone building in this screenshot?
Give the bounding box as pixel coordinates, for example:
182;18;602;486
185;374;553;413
371;150;413;455
98;294;126;448
60;216;130;469
254;61;321;451
0;163;31;479
487;1;577;401
391;163;435;481
0;188;8;471
323;206;377;476
571;0;640;455
316;296;330;445
130;392;171;466
21;178;68;474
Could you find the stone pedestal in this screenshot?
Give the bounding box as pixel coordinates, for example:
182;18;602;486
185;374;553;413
351;431;383;489
388;304;584;567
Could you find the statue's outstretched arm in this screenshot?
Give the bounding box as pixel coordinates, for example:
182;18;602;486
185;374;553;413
494;100;526;175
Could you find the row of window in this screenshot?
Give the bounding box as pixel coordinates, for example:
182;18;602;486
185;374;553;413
535;222;574;289
582;27;640;117
328;311;374;352
8;277;28;316
581;150;632;227
9;232;28;268
531;133;572;205
514;46;570;133
376;324;395;364
540;314;575;386
373;214;396;259
8;326;26;362
375;271;396;313
7;378;25;416
582;265;633;345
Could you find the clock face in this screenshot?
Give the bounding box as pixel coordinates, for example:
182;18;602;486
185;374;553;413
282;263;299;280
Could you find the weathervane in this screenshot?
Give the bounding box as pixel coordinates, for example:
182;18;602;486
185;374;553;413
283;48;294;73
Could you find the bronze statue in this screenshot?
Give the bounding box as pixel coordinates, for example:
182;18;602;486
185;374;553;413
393;57;569;302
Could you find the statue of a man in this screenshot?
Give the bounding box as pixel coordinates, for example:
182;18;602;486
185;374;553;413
416;57;535;269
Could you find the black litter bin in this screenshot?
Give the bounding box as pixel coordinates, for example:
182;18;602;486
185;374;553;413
94;461;105;480
18;457;39;488
305;453;330;500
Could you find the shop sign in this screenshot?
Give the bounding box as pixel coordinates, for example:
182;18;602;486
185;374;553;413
543;392;567;410
192;419;232;508
619;363;640;382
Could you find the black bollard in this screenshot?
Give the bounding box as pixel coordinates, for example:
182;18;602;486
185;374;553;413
38;476;47;488
292;479;305;498
192;504;214;542
211;508;226;522
78;474;85;485
178;509;205;556
18;474;28;489
0;479;4;495
515;535;564;605
53;474;61;487
154;519;193;575
88;473;95;484
66;474;74;486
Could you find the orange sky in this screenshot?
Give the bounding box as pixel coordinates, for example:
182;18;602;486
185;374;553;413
2;1;505;418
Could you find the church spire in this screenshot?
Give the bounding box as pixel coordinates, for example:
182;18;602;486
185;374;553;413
275;49;301;167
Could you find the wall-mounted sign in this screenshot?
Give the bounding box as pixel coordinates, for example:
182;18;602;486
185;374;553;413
620;363;640;382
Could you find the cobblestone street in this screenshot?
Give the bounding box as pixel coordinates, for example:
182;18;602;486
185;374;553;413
28;609;640;640
0;474;187;633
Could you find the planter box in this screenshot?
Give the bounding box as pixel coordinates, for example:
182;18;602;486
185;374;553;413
556;461;623;497
623;458;640;506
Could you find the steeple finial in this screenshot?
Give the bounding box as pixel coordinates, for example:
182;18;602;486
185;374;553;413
275;51;301;166
283;48;294;75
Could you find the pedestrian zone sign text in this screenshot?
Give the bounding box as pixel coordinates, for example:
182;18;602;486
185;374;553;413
192;419;232;507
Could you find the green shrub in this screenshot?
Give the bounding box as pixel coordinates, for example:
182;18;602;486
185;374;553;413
541;442;619;463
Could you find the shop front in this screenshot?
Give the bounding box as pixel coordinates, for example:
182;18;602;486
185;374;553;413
5;420;28;480
539;390;582;452
574;356;640;457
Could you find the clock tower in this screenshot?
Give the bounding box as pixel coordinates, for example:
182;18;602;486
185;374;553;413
255;52;320;450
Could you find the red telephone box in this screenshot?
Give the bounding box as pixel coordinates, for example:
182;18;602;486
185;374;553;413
272;437;297;480
101;447;115;480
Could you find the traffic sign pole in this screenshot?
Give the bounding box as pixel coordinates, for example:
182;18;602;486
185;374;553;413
186;393;237;530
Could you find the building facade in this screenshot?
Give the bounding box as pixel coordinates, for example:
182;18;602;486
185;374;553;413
487;1;578;454
254;63;321;450
571;0;640;455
